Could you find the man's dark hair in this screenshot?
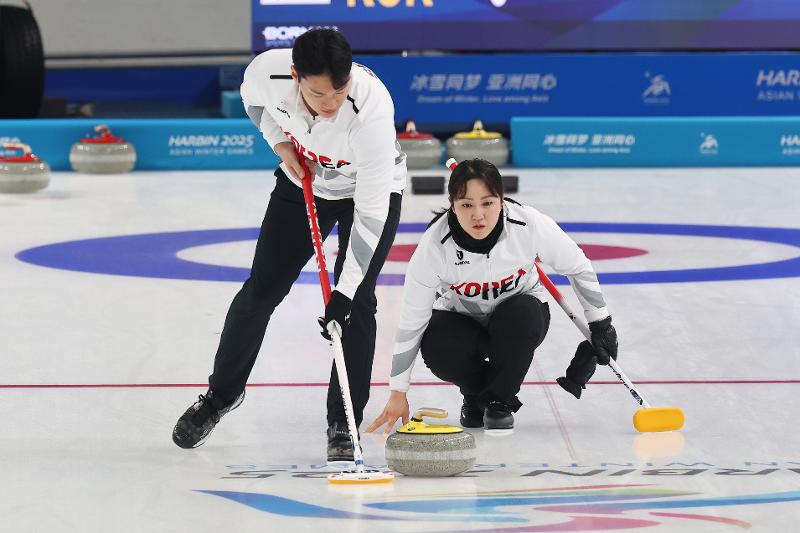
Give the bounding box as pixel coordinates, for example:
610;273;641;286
292;29;353;89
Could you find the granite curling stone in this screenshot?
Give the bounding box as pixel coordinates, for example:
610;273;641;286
70;125;136;174
397;120;442;169
0;143;50;194
446;120;509;168
386;408;476;477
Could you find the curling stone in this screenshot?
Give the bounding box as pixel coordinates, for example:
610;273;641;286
386;408;476;477
70;125;136;173
0;143;50;193
446;120;509;167
397;120;442;169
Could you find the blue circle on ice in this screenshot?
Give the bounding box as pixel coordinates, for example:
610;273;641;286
15;222;800;285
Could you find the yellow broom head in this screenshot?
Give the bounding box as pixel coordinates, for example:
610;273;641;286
633;407;685;433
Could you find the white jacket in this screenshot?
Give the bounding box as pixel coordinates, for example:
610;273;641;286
240;48;407;299
390;200;610;392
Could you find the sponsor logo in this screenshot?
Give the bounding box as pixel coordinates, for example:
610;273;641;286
643;72;671;105
699;133;719;155
355;63;376;78
347;0;433;7
262;25;338;48
276;107;290;119
781;134;800;155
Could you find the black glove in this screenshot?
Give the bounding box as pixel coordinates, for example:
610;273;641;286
557;340;598;399
318;290;352;340
589;316;618;365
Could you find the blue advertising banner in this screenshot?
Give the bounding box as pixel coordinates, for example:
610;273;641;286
354;52;800;129
252;0;800;53
510;116;800;167
0;119;279;171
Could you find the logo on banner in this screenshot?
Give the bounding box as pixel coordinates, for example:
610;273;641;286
756;69;799;102
780;134;800;155
167;134;255;157
544;133;635;155
699;133;719;155
410;72;556;106
261;0;330;4
262;25;338;48
347;0;433;6
643;72;671;105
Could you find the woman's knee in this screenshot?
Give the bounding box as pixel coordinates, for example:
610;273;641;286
490;295;549;338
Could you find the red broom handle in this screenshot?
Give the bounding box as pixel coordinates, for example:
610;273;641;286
298;157;332;305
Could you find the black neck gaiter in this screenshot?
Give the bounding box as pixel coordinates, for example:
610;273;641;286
447;208;504;255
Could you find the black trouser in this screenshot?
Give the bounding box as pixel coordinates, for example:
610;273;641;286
420;295;550;412
209;170;402;427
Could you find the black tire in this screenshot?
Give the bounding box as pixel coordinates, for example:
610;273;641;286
0;4;45;118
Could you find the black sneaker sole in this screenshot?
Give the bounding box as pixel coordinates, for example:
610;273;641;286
172;391;245;449
485;423;514;431
484;415;514;431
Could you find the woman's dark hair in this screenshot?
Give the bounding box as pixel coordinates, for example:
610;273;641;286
428;158;504;227
447;158;504;203
292;29;352;90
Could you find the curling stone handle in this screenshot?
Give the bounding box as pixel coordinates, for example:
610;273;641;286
2;143;31;155
411;407;448;422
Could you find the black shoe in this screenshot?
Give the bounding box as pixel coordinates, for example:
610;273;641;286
326;421;355;463
484;401;514;430
172;389;244;449
460;396;483;428
557;376;585;399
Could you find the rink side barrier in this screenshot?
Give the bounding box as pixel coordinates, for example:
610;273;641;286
0;119;278;170
511;116;800;167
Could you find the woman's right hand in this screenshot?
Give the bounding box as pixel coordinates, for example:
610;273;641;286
273;141;307;181
365;390;410;435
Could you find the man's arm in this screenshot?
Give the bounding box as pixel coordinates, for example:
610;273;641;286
333;115;397;299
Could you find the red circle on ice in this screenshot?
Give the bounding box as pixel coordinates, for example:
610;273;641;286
386;243;648;263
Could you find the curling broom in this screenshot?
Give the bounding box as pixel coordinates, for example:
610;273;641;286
535;263;684;433
298;157;394;484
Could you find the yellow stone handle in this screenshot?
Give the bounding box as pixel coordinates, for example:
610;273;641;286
411;407;448;422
